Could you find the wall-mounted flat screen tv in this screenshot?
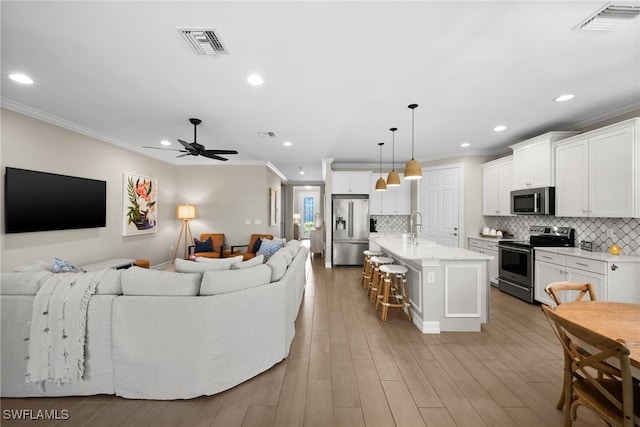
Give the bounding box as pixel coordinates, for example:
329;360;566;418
4;167;107;233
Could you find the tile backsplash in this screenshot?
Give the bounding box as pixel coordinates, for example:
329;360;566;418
371;215;409;233
496;216;640;255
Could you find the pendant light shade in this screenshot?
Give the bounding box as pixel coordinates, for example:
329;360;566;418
404;103;423;180
386;127;401;186
375;142;387;191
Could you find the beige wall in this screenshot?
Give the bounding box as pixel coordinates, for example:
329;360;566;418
1;109;281;271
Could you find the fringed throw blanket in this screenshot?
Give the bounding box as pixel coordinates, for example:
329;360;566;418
26;269;109;386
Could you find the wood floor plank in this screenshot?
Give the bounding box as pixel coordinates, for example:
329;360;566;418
273;358;309;427
333;407;365;427
178;394;227;427
241;405;276;427
330;343;361;408
419;407;457;427
428;344;475;381
250;359;288;407
381;380;427;427
147;403;194;427
389;344;443;408
455;380;518;427
303;379;333;427
210;377;259;427
352;359;396;427
309;328;331;381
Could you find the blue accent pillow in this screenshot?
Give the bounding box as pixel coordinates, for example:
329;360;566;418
194;237;213;253
251;237;263;254
256;239;284;261
52;257;84;273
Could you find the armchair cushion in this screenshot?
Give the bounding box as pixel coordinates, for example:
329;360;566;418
251;237;263;254
194;237;213;253
194;234;226;259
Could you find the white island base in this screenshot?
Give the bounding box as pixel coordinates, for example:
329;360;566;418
370;236;493;333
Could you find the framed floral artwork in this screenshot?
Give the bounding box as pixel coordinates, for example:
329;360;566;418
123;173;157;236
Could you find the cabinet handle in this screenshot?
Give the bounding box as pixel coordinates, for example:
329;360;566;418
541;255;552;260
575;262;590;267
611;264;618;271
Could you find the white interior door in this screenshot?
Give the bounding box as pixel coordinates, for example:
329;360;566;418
419;166;460;247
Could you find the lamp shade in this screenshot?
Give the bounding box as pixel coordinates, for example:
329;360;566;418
386;170;401;186
403;160;423;180
177;204;197;219
375;177;387;191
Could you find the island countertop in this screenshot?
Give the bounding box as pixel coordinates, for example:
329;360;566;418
370;235;494;262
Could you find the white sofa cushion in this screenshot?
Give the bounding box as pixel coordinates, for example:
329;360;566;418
94;269;123;295
0;271;52;295
231;254;264;270
199;265;272;295
279;247;293;266
266;250;288;282
121;266;201;296
14;260;53;272
175;256;242;273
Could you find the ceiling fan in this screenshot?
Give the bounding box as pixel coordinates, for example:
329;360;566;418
143;118;238;161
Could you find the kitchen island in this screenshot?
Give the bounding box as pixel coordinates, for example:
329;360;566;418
370;236;493;333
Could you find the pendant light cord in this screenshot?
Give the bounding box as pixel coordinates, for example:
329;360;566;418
408;104;418;160
391;128;395;171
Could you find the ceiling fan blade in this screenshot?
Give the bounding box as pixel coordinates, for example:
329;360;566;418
177;139;196;151
200;150;238;156
176;153;192;158
143;146;188;153
204;149;238;155
201;152;229;161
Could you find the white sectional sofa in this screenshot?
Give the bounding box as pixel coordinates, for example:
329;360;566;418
0;240;309;400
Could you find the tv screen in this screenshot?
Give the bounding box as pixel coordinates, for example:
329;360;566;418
4;167;107;233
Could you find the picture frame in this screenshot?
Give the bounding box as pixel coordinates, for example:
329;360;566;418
270;187;278;226
123;173;158;236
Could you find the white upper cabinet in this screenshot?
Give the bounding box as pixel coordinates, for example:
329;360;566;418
510;132;577;190
555;119;638;218
332;171;371;194
369;173;411;215
482;156;513;216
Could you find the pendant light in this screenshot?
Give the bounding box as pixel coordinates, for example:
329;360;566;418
386;127;401;186
404;103;423;180
375;142;387;191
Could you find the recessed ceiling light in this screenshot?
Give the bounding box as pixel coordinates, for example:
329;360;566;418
460;142;470;148
283;141;292;147
554;94;575;102
9;73;34;84
494;125;507;132
247;74;264;86
298;166;305;175
161;140;171;146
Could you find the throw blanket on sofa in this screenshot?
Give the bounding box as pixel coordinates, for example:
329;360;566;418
26;269;109;386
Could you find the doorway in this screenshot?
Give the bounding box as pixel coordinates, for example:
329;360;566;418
419;165;462;247
294;186;321;239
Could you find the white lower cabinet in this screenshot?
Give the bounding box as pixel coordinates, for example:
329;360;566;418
535;248;640;304
468;237;499;286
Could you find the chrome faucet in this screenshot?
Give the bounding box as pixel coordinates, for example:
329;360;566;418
410;210;423;245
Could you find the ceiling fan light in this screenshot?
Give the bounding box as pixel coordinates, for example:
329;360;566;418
403;159;423;180
375;177;387;191
386;170;401;186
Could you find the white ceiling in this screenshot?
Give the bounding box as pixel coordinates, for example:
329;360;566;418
2;1;639;182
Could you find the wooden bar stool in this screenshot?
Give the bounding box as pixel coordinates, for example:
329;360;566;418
368;256;393;303
361;250;383;290
376;264;412;322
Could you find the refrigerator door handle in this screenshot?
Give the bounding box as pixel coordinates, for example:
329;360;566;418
348;201;354;238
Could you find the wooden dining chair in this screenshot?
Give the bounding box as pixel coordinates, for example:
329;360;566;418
545;281;596;306
541;304;639;427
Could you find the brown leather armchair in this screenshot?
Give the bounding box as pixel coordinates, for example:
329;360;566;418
191;233;225;259
223;234;273;260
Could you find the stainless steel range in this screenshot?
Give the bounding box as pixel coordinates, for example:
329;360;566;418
498;225;575;303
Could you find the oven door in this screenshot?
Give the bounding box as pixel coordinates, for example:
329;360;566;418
498;245;532;287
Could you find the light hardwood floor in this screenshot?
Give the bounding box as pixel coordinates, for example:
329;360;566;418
1;254;604;427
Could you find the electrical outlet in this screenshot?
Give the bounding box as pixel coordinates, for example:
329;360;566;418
254;219;262;225
427;272;435;283
245;219;251;225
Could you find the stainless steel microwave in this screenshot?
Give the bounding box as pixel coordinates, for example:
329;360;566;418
510;187;555;215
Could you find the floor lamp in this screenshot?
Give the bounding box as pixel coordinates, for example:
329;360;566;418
172;204;196;263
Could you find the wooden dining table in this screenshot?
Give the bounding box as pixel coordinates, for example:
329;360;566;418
554;301;640;372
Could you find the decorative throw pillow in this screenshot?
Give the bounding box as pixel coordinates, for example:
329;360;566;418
52;257;84;273
231;254;265;269
194;237;213;253
256;239;284;261
251;237;263;254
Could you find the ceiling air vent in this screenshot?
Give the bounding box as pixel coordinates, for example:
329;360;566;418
257;132;276;138
178;28;228;55
577;3;640;31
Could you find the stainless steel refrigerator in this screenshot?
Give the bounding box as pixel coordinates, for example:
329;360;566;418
332;195;369;266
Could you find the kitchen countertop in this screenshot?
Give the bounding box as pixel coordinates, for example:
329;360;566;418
370;235;494;262
468;234;517;243
535;247;640;263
